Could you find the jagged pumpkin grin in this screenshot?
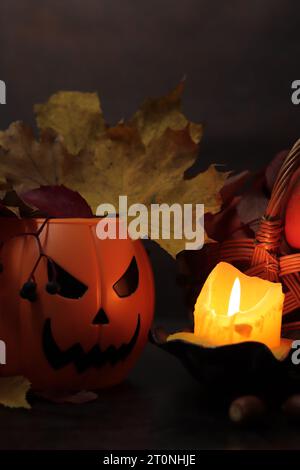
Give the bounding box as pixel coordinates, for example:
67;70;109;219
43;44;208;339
42;314;141;373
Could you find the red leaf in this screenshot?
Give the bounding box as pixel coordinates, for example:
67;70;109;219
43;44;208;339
21;185;93;218
220;170;251;204
236;188;269;229
205;196;254;242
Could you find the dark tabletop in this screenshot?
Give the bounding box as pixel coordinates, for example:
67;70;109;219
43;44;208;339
1;329;300;451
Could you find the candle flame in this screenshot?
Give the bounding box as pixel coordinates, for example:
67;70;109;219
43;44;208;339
227;277;241;317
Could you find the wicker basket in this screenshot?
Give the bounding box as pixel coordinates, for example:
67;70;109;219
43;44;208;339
178;139;300;333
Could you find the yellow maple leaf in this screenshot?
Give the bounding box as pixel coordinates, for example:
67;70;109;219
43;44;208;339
34;91;105;155
129;81;202;145
0;376;31;409
0;83;228;256
0;123;72;192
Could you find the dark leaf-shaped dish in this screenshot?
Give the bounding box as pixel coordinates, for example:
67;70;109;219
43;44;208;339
150;327;300;401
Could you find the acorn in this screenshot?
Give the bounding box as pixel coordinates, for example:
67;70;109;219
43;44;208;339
282;395;300;422
229;395;266;424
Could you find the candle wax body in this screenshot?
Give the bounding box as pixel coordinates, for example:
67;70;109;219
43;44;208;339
193;262;284;349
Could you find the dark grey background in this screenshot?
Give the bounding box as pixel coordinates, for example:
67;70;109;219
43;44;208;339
0;0;300;451
1;0;299;171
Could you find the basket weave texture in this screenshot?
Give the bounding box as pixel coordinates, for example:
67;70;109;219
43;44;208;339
179;139;300;329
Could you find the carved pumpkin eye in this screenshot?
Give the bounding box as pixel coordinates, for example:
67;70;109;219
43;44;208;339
113;257;139;297
47;259;88;299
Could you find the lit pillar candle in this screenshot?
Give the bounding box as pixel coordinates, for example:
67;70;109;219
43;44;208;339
168;262;289;356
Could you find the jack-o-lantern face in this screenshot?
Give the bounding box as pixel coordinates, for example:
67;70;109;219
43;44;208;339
0;218;155;391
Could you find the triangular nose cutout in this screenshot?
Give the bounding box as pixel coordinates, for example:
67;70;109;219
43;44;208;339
93;308;109;325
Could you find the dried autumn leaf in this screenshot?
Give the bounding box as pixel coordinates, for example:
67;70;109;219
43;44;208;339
205;171;255;242
0;123;72;193
0;376;31;409
0;84;228;256
34;91;105;155
129;81;202;145
22;185;93;217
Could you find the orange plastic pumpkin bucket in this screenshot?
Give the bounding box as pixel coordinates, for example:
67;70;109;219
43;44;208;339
0;217;155;392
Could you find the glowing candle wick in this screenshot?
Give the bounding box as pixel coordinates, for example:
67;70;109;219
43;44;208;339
227;277;241;317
